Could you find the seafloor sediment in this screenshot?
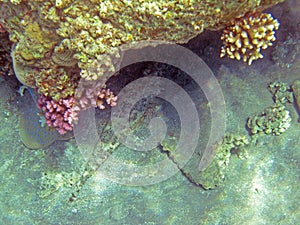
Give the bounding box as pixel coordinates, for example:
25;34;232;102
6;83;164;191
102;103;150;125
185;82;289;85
0;1;299;224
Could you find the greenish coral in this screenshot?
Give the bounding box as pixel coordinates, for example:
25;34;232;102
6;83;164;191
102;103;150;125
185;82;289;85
14;21;58;63
247;80;296;136
161;133;250;190
268;81;294;104
197;134;250;189
247;103;291;136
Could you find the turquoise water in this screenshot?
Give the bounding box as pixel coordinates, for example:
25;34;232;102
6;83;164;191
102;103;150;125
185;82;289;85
0;1;300;224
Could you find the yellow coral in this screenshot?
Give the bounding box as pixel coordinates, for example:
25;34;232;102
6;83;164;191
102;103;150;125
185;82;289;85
1;0;284;83
220;12;280;65
35;66;80;101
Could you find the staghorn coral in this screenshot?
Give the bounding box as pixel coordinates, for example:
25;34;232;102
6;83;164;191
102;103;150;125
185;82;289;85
220;12;280;65
0;0;283;82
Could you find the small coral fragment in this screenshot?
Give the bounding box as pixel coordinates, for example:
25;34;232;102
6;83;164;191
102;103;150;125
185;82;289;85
268;81;294;104
220;12;280;65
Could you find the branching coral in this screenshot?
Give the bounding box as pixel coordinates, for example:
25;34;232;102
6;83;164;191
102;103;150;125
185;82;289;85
220;12;280;65
37;84;117;135
37;95;78;135
74;82;117;111
1;0;284;82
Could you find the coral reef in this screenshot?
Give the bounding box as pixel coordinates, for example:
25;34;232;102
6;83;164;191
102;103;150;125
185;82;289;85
35;66;80;101
220;12;280;65
36;85;117;135
247;103;291;135
0;0;283;83
37;95;78;135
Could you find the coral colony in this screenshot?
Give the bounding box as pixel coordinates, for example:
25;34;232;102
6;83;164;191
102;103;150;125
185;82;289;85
37;88;117;134
220;13;280;65
0;0;283;134
37;95;77;135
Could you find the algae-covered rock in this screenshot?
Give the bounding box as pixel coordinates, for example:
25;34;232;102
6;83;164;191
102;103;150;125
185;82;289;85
161;134;250;190
38;169;92;199
292;80;300;121
195;134;250;189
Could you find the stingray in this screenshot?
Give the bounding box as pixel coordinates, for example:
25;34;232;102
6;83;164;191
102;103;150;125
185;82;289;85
18;87;72;149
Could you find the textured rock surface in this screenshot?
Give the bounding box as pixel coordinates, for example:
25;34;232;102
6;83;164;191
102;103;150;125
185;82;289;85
0;0;283;83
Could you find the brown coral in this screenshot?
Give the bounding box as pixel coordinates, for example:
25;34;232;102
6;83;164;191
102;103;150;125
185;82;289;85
1;0;284;88
220;12;280;65
35;66;80;101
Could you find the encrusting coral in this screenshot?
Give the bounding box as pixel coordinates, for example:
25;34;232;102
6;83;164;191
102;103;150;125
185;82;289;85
220;12;280;65
35;65;80;101
0;0;284;134
1;0;283;80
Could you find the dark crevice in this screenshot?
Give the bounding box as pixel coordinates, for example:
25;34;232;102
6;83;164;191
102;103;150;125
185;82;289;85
157;144;210;190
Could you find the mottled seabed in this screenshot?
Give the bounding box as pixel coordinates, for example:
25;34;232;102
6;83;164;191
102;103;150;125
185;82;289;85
0;1;300;225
